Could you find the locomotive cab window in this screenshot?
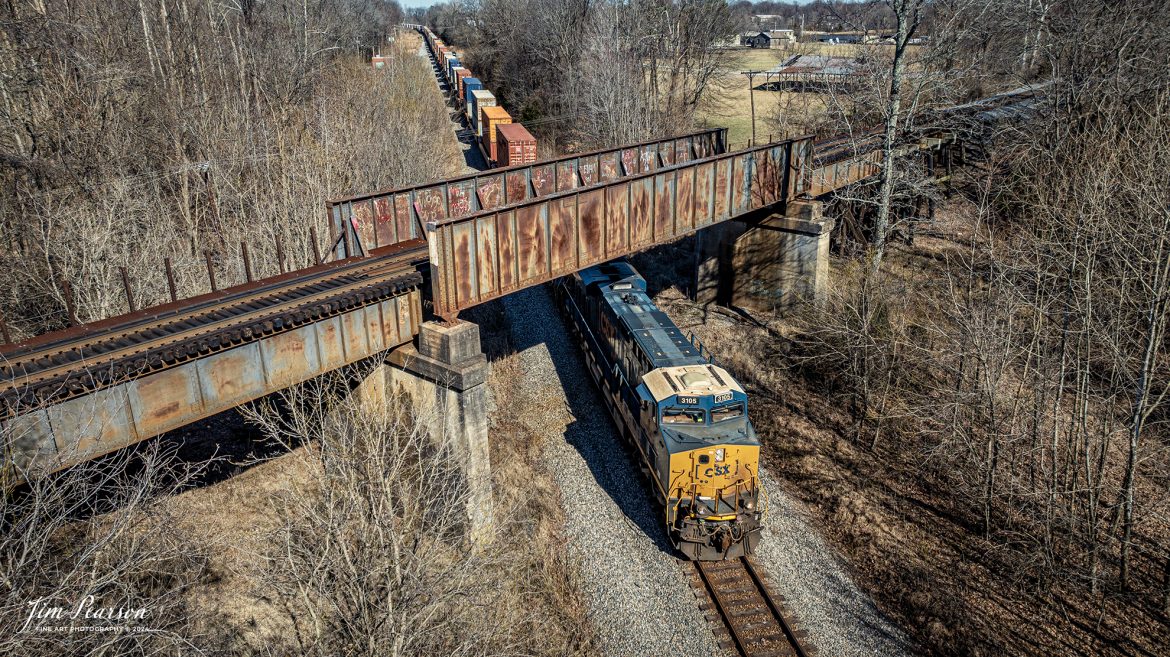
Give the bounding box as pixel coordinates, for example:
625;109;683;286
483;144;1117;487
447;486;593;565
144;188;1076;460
712;403;745;423
663;407;705;424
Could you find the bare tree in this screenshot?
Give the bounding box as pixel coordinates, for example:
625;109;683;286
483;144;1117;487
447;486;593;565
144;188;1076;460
0;438;214;656
241;373;554;656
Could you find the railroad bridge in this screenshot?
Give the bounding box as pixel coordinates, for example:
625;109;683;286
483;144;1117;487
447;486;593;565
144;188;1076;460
0;37;1031;532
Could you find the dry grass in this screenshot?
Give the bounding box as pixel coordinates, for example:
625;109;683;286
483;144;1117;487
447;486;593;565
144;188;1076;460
469;300;599;657
148;356;596;656
164;449;312;652
484;355;598;657
698;44;872;146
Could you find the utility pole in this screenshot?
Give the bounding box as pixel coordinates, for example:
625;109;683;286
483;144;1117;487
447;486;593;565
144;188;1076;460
748;72;757;144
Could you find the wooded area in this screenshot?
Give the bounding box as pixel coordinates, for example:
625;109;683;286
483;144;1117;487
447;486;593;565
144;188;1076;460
0;0;461;339
798;0;1170;606
424;0;737;150
427;0;1170;653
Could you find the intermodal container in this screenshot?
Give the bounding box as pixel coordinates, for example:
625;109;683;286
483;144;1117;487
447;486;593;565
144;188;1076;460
461;78;482;105
470;90;496;135
481;106;512;144
484;139;498;163
454;68;471;99
445;56;459;81
497;123;538;167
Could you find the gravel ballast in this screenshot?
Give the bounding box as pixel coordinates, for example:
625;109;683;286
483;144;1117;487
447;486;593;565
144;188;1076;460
501;286;719;657
416;39;487;173
753;469;913;656
501;283;916;657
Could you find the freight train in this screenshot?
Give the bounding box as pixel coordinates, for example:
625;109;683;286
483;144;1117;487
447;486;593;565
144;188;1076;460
416;26;537;168
556;260;764;560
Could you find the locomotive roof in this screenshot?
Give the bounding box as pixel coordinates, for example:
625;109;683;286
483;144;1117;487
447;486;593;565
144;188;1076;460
643;364;744;404
582;261;708;371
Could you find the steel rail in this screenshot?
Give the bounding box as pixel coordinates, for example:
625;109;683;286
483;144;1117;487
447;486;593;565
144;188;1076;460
694;557;813;657
0;240;426;363
0;255;422;395
743;558;810;657
809;85;1043;168
0;243;426;369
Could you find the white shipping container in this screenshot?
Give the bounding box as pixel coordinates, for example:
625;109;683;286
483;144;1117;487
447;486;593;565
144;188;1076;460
471;90;496;137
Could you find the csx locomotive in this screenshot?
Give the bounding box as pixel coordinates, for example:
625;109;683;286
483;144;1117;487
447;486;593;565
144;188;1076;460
556;260;764;560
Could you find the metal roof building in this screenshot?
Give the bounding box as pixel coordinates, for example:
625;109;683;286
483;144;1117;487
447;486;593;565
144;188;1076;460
743;54;866;91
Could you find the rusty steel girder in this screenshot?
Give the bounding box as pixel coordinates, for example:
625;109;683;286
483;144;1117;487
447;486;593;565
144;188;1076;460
327;128;729;258
808;148;883;197
426;136;813;319
2;287;423;480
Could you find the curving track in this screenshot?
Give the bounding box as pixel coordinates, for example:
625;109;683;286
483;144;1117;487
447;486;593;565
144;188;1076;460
690;557;817;657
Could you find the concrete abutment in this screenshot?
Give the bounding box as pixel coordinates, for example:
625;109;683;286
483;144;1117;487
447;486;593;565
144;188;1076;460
359;320;493;545
694;200;833;314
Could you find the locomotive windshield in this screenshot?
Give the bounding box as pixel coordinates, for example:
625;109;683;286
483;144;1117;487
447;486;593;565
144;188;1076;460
662;407;706;425
712;402;745;423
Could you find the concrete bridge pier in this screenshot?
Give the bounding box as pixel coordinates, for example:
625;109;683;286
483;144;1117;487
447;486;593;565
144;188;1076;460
382;320;493;545
694;200;834;315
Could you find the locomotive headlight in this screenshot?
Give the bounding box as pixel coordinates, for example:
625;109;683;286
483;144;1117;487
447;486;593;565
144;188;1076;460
715;448;725;462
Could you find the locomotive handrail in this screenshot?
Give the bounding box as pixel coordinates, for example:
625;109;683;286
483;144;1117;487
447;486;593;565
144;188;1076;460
686;331;715;364
752;469;768;520
562;284;619;388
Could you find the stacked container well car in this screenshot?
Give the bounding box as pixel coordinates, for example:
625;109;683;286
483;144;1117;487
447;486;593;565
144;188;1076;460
416;25;538;169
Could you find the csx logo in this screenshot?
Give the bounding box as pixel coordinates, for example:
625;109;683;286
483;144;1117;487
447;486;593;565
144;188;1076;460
704;465;731;477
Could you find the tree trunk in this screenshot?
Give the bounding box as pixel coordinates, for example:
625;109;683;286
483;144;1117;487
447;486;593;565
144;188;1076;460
868;0;919;280
1119;216;1170;588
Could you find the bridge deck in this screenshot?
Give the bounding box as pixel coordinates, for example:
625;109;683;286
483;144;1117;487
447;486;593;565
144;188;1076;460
2;242;425;477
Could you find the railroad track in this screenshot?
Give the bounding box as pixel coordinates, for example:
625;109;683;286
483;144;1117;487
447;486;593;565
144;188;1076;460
688;557;816;657
0;241;427;415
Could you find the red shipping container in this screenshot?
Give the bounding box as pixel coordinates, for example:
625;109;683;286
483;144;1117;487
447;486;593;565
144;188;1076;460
455;69;471;100
497;123;538;167
483;137;498;163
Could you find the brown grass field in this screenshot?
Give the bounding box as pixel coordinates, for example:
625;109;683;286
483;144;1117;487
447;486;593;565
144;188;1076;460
697;44;869;146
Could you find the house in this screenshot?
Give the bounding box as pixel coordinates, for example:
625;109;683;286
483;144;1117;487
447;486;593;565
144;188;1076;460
751;14;784;30
816;33;866;44
743;30;796;49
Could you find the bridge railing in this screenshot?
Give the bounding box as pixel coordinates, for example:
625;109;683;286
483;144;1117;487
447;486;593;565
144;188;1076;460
427;135;813;319
326;128;728;259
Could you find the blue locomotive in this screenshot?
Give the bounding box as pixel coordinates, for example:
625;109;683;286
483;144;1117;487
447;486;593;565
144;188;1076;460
556;260;764;560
